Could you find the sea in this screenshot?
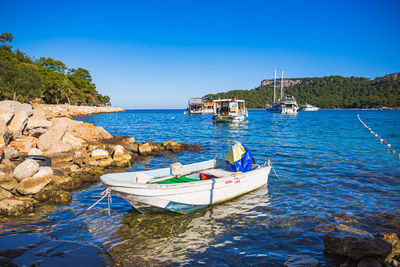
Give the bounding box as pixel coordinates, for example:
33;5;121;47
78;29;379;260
1;109;399;266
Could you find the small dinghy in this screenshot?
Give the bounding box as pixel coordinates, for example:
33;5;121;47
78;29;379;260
101;143;271;213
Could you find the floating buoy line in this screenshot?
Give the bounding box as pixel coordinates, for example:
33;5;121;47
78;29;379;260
357;114;398;157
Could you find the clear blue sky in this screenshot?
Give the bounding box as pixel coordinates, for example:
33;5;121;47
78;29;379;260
2;0;400;108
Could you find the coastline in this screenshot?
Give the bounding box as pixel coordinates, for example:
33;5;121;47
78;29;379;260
31;103;125;118
0;101;200;218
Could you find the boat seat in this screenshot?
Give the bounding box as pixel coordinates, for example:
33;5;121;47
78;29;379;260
201;168;234;178
134;172;153;183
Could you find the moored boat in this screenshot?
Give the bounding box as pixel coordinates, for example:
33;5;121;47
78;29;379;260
300;104;319;111
212;98;248;122
101;144;270;213
265;69;299;115
186;98;205;115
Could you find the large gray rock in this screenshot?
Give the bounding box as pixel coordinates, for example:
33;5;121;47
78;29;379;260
357;258;382;267
13;159;40;182
0;176;19;190
0;187;13;200
28;148;43;156
37;122;67;151
25;117;52;131
323;227;392;261
0;120;13;146
139;142;152;155
61;132;86;151
37;122;73;156
16;175;52;195
284;255;321;267
0;197;37;216
14;102;33;116
91;149;109;159
3;146;20;160
0;100;16;124
26;127;47;137
8;111;28;139
32;167;53;178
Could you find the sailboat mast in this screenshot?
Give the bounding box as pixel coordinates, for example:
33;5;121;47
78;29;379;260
273;69;276;103
280;69;284;100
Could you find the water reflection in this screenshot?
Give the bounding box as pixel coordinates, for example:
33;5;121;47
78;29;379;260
105;187;271;266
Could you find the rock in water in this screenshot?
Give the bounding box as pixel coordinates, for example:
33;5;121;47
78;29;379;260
0;197;37;216
91;149;109;159
16;176;52;195
284;255;321;267
13;159;40;181
323;228;392;260
139;142;152;155
357;258;382;267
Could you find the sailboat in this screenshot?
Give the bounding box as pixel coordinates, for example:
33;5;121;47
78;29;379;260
265;69;299;115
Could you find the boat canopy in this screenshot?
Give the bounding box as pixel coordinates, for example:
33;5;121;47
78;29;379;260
225;142;253;172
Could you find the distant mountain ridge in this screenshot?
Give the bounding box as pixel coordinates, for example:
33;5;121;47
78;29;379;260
206;73;400;109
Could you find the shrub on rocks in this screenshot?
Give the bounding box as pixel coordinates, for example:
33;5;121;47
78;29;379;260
13;159;40;181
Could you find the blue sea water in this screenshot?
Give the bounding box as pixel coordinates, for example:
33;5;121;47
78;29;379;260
1;110;399;266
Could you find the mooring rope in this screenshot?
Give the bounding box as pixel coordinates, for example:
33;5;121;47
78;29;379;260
0;188;112;237
261;159;281;179
357;114;398;156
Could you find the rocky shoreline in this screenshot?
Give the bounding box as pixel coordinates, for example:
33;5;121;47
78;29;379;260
0;101;200;217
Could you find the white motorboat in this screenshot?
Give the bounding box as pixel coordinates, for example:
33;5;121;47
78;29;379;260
301;104;319;111
101;158;271;213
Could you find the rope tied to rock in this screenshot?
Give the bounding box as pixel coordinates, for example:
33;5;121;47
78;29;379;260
0;188;112;237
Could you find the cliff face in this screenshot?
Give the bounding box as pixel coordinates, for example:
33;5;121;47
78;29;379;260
379;73;400;82
261;79;303;87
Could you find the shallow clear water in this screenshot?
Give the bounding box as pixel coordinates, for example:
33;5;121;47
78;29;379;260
1;110;400;266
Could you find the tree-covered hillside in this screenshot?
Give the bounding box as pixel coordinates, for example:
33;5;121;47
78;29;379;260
0;32;111;105
206;74;400;109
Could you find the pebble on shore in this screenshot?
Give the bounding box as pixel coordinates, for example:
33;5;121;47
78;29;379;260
0;100;201;216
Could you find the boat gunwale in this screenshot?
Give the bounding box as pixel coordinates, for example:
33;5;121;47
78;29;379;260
101;164;269;190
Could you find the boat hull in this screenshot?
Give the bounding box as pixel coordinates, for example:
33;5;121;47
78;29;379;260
101;162;270;213
212;115;246;122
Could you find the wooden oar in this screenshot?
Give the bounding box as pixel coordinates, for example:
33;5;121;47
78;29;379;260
147;168;215;184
